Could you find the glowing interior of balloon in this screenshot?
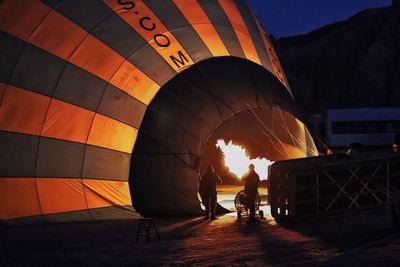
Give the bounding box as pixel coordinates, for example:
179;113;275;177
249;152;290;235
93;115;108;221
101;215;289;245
216;140;274;180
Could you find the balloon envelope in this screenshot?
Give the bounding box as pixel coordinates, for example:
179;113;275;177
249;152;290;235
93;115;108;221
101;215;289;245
0;0;317;223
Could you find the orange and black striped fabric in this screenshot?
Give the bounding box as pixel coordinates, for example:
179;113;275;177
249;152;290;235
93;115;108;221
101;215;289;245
0;0;302;223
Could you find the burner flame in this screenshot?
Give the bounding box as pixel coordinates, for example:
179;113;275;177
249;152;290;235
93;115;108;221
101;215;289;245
216;140;273;180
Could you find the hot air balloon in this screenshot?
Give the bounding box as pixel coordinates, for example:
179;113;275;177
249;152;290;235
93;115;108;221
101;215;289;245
0;0;317;223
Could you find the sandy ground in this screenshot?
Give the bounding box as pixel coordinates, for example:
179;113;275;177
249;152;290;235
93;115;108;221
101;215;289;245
1;186;398;266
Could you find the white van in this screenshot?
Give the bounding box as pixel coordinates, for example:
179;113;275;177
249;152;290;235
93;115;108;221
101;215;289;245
309;108;400;149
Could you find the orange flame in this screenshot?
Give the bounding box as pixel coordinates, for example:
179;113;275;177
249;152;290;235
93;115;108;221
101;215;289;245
216;140;273;180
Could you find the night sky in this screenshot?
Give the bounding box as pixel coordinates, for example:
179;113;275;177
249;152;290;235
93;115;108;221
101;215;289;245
247;0;392;38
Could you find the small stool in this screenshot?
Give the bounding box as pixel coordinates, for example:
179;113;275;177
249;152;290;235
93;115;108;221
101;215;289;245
136;218;160;242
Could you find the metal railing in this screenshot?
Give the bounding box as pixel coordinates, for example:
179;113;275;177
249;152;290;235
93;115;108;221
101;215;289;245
269;151;400;222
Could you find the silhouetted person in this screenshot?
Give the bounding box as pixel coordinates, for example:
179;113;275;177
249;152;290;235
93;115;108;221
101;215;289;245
243;164;260;223
394;131;400;152
199;166;222;220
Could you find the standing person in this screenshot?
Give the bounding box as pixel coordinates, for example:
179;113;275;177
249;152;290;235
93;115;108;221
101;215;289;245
199;166;222;220
242;164;260;223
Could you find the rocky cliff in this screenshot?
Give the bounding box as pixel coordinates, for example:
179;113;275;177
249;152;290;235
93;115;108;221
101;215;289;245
275;3;400;115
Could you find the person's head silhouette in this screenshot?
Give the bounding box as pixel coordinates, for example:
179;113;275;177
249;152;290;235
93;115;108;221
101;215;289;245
207;166;214;173
248;164;255;172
